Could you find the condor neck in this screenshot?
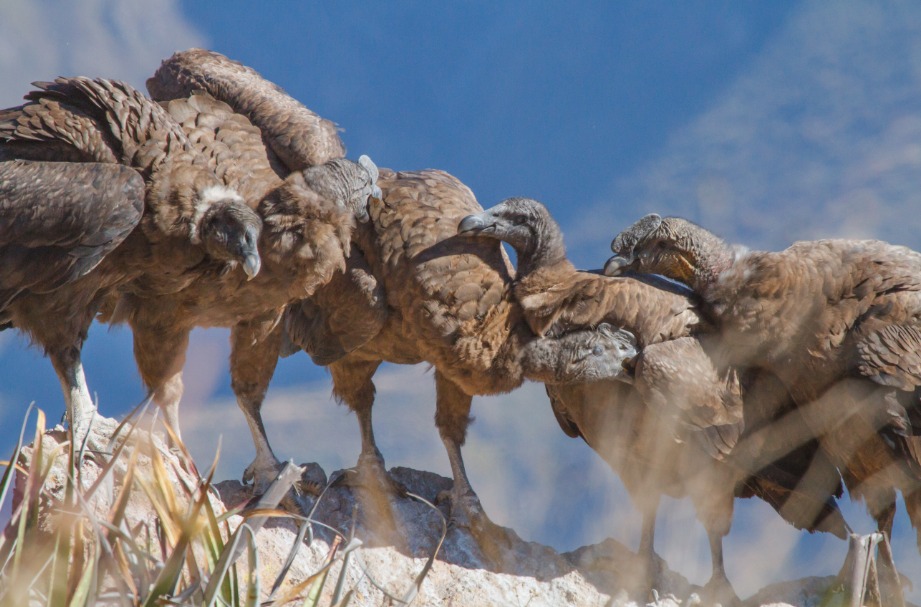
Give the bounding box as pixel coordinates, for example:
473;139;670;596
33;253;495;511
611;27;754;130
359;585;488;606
515;226;568;278
688;240;736;297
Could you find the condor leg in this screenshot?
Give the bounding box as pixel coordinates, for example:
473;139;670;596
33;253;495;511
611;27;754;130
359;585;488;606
434;371;479;521
48;344;98;451
634;497;662;599
697;488;740;606
328;358;395;489
231;317;284;495
330;357;408;546
132;319;190;445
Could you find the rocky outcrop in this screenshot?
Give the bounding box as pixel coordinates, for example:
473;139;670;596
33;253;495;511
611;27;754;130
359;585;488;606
10;417;903;607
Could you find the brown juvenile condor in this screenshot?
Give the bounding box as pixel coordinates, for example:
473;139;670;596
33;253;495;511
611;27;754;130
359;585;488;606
148;49;390;369
104;90;380;480
607;213;921;588
0;77;260;448
145;50;389;492
457;197;848;601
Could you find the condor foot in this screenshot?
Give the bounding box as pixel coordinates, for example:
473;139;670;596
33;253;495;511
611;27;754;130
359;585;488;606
634;556;665;602
702;571;741;607
335;452;408;497
437;489;519;572
332;454;408;549
242;458;325;514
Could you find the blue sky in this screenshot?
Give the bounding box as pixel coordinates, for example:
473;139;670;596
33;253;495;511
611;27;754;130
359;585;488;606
2;0;921;598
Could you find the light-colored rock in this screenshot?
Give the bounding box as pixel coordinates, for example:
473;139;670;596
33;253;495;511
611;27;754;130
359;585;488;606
12;417;899;607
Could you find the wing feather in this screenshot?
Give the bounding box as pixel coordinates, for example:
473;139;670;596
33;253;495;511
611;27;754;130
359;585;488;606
147;48;344;169
0;159;143;304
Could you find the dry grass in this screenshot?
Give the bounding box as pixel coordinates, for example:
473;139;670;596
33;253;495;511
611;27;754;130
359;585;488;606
0;403;443;607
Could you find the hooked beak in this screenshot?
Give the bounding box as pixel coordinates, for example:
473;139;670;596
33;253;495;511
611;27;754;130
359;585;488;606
457;212;493;236
243;252;261;279
603;254;634;276
354;199;371;224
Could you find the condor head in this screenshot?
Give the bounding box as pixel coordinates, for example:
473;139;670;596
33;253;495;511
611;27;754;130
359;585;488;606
197;186;263;279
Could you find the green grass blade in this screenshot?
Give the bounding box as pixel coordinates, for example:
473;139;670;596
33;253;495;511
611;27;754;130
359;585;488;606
243;527;260;607
11;408;47;582
140;465;214;607
202;522;250;607
67;543;96;607
0;402;37;518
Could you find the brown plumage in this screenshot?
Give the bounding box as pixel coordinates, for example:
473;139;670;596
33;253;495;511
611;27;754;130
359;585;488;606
144;50;389;492
458;197;847;599
607;213;921;564
147;48;344;170
0;76;260;265
0;76;263;448
145;52;639;561
0;159;143;444
285;168;636;552
547;370;847;600
104;90;378;466
146;49;388;368
457;198;742;450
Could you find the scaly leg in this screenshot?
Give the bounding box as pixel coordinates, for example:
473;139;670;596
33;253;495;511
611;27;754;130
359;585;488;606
434;371;479;522
231;316;284;495
697;485;740;606
434;371;519;568
329;357;407;545
870;495;905;607
329;358;396;488
48;344;99;453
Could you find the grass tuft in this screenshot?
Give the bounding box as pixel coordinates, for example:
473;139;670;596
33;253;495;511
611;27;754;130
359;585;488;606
0;407;442;606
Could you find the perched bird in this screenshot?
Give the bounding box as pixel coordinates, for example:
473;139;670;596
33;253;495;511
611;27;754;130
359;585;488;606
0;159;143;444
105;90;379;478
606;213;921;577
145;49;386;490
458;197;846;601
149;48;389;367
0;77;259;447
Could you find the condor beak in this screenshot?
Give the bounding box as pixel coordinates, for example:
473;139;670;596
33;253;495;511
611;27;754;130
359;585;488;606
603;254;634;276
457;212;494;235
243;253;261;279
354;199;371;224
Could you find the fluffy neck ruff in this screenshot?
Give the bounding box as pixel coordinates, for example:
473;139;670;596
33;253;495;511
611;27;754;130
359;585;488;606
188;185;245;244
